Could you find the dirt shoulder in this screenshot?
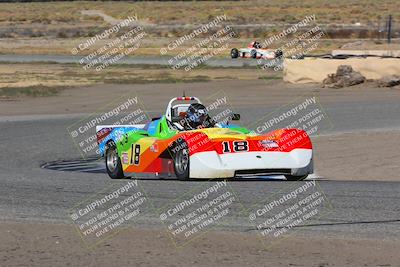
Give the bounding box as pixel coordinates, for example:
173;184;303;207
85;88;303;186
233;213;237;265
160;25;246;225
0;63;281;99
1;79;399;116
1;221;398;267
313;131;400;181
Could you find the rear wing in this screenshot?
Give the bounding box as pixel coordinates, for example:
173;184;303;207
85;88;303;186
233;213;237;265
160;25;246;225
96;124;145;156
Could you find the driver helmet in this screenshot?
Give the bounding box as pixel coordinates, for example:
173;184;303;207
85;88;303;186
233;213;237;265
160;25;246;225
253;41;261;49
186;103;209;129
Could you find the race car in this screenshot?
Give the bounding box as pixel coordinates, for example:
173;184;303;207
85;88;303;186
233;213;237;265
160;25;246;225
96;96;313;181
230;41;283;59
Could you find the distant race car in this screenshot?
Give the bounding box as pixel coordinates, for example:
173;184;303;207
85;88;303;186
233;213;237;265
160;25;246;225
96;96;313;181
231;41;283;59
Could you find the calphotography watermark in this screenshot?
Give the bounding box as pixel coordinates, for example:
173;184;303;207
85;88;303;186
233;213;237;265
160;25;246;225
67;94;149;158
258;14;326;71
69;180;148;248
159;181;237;247
71;16;138;54
163;15;227;53
248;181;333;248
249;95;333;138
71;15;147;71
245;95;332;173
160;15;237;71
263;15;317;47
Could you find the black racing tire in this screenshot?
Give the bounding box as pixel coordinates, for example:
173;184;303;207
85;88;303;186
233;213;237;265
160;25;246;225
105;141;124;179
172;139;190;180
275;49;283;58
230;48;239;58
251;49;257;59
284;174;308;181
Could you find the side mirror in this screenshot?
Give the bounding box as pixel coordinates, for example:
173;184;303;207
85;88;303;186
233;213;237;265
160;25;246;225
232;113;240;121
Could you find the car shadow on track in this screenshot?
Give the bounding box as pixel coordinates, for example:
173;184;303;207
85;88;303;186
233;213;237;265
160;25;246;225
41;157;322;182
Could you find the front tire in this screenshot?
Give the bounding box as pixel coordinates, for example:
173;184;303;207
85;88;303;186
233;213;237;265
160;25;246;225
285;174;308;181
172;140;190;180
230;48;239;58
105;142;124;179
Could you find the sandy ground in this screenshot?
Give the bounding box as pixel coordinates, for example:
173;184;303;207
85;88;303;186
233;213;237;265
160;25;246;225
1;222;399;267
313;131;400;181
0;63;274;89
1;79;399;116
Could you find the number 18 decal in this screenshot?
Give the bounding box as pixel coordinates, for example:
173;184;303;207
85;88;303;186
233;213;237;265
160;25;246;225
222;141;249;153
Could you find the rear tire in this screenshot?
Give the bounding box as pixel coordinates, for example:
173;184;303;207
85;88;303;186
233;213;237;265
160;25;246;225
230;48;239;58
105;142;124;179
285;174;308;181
172;139;190;180
275;49;283;58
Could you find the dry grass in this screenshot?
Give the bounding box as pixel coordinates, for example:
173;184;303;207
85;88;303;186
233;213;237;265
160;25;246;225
0;1;397;26
0;1;398;57
0;85;62;98
0;62;281;98
0;37;246;57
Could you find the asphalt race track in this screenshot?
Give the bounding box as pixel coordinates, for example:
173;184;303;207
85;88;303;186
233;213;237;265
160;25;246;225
1;95;400;241
0;54;281;67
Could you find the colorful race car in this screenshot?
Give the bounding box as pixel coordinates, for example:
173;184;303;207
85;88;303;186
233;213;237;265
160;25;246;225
96;97;313;181
230;41;283;59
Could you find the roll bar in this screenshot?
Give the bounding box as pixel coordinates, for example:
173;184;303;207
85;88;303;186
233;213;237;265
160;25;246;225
165;96;201;121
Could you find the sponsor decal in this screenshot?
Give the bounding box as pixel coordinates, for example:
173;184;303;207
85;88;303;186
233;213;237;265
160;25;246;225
150;143;159;152
96;127;112;144
121;153;129;164
259;140;279;148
